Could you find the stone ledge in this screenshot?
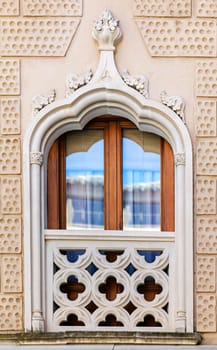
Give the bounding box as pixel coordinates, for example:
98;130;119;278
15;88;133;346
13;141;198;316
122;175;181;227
0;332;202;346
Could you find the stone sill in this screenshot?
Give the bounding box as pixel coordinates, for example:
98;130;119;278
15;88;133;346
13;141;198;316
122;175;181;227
0;332;202;346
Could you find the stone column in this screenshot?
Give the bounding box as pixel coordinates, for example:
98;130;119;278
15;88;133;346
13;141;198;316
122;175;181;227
30;151;44;331
175;152;186;332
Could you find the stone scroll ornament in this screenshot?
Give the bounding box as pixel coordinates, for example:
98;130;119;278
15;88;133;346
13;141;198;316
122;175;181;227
32;89;56;117
122;70;149;98
160;91;185;121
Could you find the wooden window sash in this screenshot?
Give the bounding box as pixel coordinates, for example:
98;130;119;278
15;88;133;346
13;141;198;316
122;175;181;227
160;139;174;231
47;136;66;229
47;119;174;231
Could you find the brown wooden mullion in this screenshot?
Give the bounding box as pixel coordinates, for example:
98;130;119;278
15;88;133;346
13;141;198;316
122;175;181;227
104;121;122;230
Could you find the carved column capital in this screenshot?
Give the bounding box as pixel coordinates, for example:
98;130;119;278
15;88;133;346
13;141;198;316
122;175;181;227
175;153;185;166
30;152;43;166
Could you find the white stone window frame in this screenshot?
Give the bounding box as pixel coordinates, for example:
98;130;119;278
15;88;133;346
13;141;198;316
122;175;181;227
23;10;193;334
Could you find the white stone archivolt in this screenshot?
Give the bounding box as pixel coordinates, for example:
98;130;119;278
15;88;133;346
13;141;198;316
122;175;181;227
23;9;193;335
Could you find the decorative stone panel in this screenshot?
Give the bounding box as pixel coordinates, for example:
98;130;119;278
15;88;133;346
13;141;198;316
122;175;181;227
196;294;216;332
23;0;82;16
0;18;80;57
0;60;20;95
135;19;216;57
0;176;21;214
0;98;20;135
133;0;191;17
196;140;217;175
196;60;217;97
1;256;22;293
0;216;21;253
196;0;217;18
195;99;217;137
47;239;174;331
0;137;20;174
196;177;217;214
196;256;216;292
0;0;19;16
197;217;217;254
0;295;22;330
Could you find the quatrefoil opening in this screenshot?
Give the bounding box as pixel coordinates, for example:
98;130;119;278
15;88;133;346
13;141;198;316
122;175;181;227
98;314;124;327
60;313;85;327
137;276;162;302
136;314;162;327
99;250;124;262
99;276;124;301
60;249;86;263
60;275;85;301
137;250;162;263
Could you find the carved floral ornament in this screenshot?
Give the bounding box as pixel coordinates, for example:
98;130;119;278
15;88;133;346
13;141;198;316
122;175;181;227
32;89;56;117
31;10;185;122
65;69;93;97
160;91;185;121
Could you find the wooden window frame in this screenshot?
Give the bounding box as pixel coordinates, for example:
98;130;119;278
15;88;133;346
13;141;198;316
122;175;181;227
47;117;174;231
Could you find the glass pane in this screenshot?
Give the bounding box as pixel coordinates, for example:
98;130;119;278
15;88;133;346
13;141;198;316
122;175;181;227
122;130;160;230
66;130;104;229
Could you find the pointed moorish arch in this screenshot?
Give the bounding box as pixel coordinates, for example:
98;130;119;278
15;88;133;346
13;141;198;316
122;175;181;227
23;10;193;335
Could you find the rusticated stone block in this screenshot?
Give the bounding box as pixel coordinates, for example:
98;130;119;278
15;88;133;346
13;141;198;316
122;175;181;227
0;176;21;214
196;256;216;292
197;217;217;254
23;0;82;16
197;0;217;18
0;0;19;16
0;18;80;57
196;60;217;97
0;98;20;135
196;294;216;332
196;140;217;175
195;99;217;137
0;295;22;330
0;216;21;253
136;19;216;57
1;256;22;293
196;177;216;214
0;137;20;174
0;60;20;95
133;0;191;17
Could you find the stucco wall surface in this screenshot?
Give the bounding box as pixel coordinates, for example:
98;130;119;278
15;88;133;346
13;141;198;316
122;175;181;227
0;0;217;344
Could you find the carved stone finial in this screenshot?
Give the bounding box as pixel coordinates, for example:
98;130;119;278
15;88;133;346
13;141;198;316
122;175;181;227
65;69;93;96
30;152;43;166
92;9;122;51
175;153;185;166
32;89;56;117
160;91;185;121
122;70;149;98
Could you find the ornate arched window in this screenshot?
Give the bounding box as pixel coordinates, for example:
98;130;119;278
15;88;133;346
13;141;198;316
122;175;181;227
23;9;194;342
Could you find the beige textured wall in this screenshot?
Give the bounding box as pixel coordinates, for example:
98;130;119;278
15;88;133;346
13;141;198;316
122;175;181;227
0;0;217;343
